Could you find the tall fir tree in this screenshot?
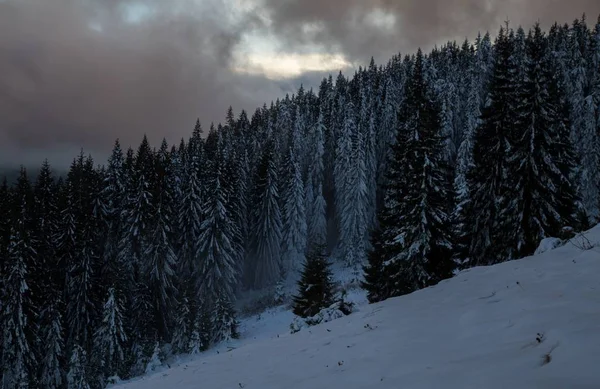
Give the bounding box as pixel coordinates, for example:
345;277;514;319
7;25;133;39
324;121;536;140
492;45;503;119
281;142;307;280
505;24;579;257
363;49;455;298
1;168;37;389
144;139;177;341
93;287;127;383
464;27;520;266
38;301;64;389
251;140;283;289
65;154;101;355
174;126;204;351
306;113;328;248
197;133;239;342
336;101;369;271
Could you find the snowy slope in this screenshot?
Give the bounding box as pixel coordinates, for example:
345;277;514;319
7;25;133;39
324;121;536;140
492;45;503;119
117;227;600;389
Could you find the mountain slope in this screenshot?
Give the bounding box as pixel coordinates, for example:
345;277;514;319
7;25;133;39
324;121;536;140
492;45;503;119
117;227;600;389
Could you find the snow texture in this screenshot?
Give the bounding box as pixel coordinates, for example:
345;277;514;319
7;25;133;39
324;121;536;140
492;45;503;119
115;226;600;389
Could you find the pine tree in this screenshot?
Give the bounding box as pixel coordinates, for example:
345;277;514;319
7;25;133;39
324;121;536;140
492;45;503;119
0;177;10;258
375;69;402;209
176;127;204;345
453;54;483;266
32;160;59;302
336;101;369;271
100;140;126;292
464;27;519;266
197;134;239;342
361;218;405;303
93;287;127;382
281;143;307;280
188;306;211;354
568;17;599;222
66;344;90;389
363;49;455;297
144;139;177;341
1;168;37;389
144;342;162;374
38;302;64;389
306;113;328;248
120;136;156;370
505;24;579;257
63;154;103;354
292;244;335;318
171;292;192;354
32;161;66;388
210;297;239;343
251;141;283;289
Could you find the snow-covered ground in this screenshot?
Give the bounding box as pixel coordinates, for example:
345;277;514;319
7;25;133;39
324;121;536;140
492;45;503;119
117;226;600;389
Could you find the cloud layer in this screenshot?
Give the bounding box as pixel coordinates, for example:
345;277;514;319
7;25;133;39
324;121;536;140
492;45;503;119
260;0;600;62
1;0;599;167
0;0;286;165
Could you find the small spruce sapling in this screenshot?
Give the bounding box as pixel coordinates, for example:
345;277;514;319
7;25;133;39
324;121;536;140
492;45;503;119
292;244;335;318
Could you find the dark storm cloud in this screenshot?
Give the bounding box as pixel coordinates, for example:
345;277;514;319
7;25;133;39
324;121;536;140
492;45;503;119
2;0;600;168
0;0;281;166
260;0;600;63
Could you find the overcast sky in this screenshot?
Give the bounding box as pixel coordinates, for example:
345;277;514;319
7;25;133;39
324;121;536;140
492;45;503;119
1;0;599;168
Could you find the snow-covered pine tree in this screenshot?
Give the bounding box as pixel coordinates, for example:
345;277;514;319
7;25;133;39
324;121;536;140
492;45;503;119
121;135;154;279
144;139;177;341
375;67;402;209
333;95;353;248
505;24;579;257
100;140;126;289
197;133;239;342
281;141;307;281
336;100;369;271
474;31;495;102
511;26;529;88
251;140;283;289
171;291;192;355
359;60;379;229
54;177;77;306
428;44;461;164
31;160;63;383
328;72;349;244
1;169;37;389
568;17;600;222
220;130;247;291
0;177;10;258
93;287;127;383
32;160;59;305
306;112;328;248
38;301;64;389
188;305;211;354
119;136;156;372
0;179;9;352
587;16;600;223
292;243;335;318
365;49;455;295
174;124;204;351
144;341;163;374
361;214;403;303
452;54;482;266
464;27;519;266
66;343;90;389
65;154;101;354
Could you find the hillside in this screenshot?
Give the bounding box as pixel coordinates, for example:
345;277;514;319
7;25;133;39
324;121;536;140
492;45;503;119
116;226;600;389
